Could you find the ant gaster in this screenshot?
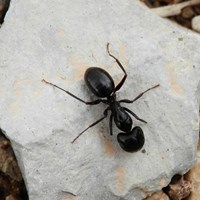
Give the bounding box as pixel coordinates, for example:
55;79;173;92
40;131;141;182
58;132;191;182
42;43;159;152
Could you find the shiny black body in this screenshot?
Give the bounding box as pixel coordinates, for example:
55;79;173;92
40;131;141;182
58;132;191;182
83;66;147;152
85;67;114;98
42;43;159;153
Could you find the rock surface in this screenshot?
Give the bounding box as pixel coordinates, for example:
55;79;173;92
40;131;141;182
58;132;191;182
0;0;199;200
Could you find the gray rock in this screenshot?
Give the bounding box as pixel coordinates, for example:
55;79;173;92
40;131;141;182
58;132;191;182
0;0;199;200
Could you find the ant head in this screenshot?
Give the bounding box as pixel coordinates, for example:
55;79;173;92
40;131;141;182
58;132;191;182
117;126;145;153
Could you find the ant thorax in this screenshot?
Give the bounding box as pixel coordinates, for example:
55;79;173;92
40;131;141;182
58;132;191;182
107;93;116;105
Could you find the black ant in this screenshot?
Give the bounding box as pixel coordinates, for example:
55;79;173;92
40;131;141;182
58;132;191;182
42;43;159;152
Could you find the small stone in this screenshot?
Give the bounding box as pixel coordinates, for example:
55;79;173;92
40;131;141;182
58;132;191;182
192;15;200;32
0;133;22;181
185;140;200;200
146;191;169;200
181;7;195;19
163;175;192;200
6;195;17;200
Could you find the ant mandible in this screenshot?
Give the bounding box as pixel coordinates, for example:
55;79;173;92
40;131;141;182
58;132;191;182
42;43;159;152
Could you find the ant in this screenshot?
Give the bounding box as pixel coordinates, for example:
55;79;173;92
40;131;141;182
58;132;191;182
42;43;159;152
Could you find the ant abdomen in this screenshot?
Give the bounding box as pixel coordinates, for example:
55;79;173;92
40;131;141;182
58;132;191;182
117;126;145;152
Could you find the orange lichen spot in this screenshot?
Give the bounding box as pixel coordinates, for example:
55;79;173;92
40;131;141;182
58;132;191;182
9;101;20;113
60;192;78;200
115;166;125;193
56;29;67;40
68;56;88;81
99;129;115;157
166;64;184;96
119;43;128;65
60;196;78;200
160;178;167;187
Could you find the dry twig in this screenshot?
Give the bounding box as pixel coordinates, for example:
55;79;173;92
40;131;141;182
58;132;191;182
151;0;200;17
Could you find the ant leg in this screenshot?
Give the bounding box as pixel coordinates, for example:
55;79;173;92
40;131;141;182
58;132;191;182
119;84;160;104
42;79;106;105
109;114;113;135
123;107;147;124
71;108;110;143
106;43;127;93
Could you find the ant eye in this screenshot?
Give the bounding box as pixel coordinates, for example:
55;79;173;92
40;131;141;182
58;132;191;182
117;127;145;152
